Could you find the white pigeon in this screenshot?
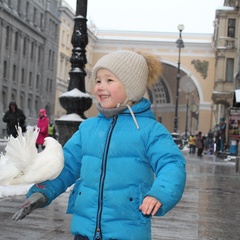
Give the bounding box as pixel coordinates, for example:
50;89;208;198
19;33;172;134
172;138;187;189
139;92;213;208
0;126;64;185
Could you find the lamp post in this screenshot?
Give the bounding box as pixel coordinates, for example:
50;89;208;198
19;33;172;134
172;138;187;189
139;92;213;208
173;24;184;133
184;88;190;138
55;0;92;145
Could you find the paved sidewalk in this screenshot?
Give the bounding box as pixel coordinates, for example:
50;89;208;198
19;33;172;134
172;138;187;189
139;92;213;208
0;152;239;239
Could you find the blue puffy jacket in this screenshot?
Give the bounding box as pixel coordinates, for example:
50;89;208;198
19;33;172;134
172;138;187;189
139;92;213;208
28;98;186;240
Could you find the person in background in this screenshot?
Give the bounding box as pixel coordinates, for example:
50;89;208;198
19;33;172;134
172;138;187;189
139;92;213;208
36;109;49;151
12;50;186;240
2;101;26;138
189;134;196;154
196;131;204;157
48;122;56;139
219;117;226;152
205;129;214;155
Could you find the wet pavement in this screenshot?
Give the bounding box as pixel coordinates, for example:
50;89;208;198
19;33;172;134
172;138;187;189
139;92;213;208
0;149;240;240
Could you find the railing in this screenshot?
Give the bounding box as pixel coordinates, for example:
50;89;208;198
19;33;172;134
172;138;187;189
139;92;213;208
218;37;236;49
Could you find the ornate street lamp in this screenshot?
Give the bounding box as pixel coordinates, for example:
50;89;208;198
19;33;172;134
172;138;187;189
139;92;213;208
55;0;92;145
180;75;196;138
185;92;189;138
173;24;184;133
180;74;197;137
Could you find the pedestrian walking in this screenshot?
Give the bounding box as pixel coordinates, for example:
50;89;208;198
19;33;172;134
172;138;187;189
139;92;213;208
48;122;56;139
219;117;226;152
196;131;204;157
12;50;186;240
189;134;196;154
36;109;49;151
2;101;26;138
205;129;214;155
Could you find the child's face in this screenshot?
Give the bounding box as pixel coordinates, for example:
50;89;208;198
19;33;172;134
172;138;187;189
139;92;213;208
94;68;127;109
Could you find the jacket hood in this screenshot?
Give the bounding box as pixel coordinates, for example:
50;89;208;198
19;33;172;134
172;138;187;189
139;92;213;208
39;109;47;116
8;101;18;110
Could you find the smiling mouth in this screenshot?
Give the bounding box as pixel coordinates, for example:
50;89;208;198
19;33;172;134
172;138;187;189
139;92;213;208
99;95;110;99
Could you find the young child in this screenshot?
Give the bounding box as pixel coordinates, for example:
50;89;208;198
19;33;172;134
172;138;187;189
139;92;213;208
12;50;186;240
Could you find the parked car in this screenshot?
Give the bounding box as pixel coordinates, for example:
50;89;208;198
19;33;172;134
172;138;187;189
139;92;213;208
171;132;184;150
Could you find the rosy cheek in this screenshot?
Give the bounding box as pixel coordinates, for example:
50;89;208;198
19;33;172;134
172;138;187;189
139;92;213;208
93;87;98;96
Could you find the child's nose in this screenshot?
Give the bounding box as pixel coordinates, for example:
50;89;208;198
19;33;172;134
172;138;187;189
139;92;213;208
97;82;106;90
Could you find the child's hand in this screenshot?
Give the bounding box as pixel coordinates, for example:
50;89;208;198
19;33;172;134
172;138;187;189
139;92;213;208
139;196;162;216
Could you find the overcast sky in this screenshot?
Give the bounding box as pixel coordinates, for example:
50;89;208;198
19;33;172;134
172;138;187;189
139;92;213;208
66;0;225;34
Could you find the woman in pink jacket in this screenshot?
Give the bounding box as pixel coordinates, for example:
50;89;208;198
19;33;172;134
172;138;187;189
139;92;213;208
36;109;49;150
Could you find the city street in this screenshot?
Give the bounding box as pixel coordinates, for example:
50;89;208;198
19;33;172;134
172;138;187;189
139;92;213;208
0;147;240;239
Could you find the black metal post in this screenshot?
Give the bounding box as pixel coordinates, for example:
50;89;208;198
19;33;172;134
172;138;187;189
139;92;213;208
173;25;184;133
55;0;92;146
185;93;189;138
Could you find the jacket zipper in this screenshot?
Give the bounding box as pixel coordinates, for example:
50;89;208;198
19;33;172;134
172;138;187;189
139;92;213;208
94;116;118;240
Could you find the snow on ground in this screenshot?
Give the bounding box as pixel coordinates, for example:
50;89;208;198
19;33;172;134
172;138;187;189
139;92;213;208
182;145;189;152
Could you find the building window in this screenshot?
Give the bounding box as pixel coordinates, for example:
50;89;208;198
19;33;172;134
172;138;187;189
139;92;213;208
46;78;53;92
29;71;32;86
20;95;24;109
38;45;42;63
26;2;29;21
226;58;234;82
21;68;25;84
35;99;39;114
40;13;44;30
13;64;16;82
31;42;34;60
62;30;65;45
28;96;32;115
52;51;55;69
33;7;37;26
48;50;52;69
17;1;20;13
3;61;7;79
36;74;40;89
8;0;12;8
50;79;53;92
23;37;27;56
66;34;70;48
2;90;7;111
150;79;170;104
228;19;235;38
11;93;15;101
14;32;18;52
5;26;10;48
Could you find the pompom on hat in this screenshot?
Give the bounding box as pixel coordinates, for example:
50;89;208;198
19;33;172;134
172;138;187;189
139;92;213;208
92;50;163;103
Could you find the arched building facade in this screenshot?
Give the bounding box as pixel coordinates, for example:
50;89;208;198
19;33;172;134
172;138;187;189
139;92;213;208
84;30;215;136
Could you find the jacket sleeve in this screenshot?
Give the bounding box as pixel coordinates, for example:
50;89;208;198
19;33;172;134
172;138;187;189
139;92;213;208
18;109;26;124
27;128;83;206
2;111;10;123
39;118;49;134
145;122;186;216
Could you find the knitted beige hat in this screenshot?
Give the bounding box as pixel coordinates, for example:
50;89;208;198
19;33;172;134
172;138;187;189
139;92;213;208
92;50;162;103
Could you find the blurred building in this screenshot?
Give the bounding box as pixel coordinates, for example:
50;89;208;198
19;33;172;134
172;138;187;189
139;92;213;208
55;0;74;119
0;0;60;136
85;30;215;135
211;0;240;134
2;0;238;139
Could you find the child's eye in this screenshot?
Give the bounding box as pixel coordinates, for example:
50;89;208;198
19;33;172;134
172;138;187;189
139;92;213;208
95;79;101;84
107;78;113;82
